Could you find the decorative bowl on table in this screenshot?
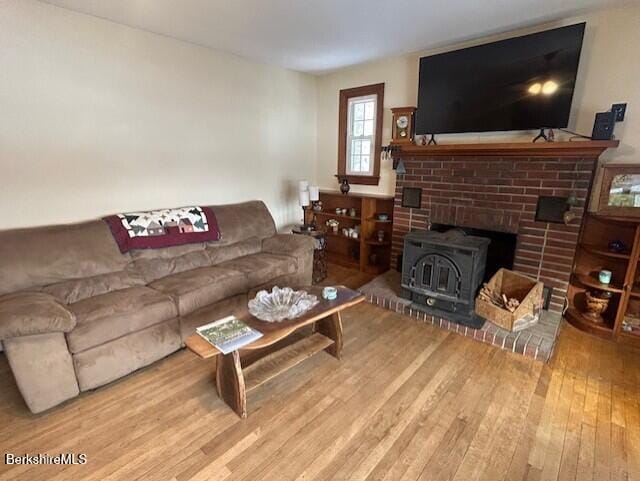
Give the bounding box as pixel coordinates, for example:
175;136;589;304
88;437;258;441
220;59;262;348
248;286;319;322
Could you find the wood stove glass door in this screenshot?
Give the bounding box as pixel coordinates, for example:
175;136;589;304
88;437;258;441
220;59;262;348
416;254;461;298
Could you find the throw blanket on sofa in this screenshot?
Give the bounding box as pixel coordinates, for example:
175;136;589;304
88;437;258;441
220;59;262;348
104;206;220;253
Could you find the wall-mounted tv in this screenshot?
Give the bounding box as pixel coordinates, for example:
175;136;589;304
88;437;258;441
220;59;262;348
415;23;586;135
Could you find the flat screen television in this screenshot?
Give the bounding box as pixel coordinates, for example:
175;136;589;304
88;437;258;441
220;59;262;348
415;23;586;135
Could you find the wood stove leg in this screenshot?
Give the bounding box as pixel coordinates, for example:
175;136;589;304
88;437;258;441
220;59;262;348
215;350;247;419
316;312;343;359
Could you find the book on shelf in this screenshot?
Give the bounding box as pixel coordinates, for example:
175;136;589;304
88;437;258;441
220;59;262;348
196;316;263;354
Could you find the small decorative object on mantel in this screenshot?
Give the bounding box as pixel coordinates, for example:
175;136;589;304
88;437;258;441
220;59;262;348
598;164;640;218
390;107;416;144
376;213;390;221
339;177;350;195
583;290;612;324
248;286;319;323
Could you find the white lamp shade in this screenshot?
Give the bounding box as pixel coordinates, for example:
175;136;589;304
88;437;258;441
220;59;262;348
299;190;310;206
309;186;320;202
298;180;309;192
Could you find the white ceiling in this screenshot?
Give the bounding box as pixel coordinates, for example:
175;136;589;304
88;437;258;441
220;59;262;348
43;0;633;74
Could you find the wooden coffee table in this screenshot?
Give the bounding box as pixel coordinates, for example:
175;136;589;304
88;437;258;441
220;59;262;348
185;286;364;418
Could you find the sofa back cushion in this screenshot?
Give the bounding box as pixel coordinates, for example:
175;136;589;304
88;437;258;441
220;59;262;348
208;201;276;245
0;220;129;296
42;269;146;304
129;201;275;282
131;244;211;283
206;237;262;266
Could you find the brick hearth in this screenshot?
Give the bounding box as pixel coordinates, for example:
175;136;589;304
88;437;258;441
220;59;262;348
392;156;597;313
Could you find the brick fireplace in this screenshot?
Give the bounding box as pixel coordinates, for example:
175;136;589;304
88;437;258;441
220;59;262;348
391;149;601;314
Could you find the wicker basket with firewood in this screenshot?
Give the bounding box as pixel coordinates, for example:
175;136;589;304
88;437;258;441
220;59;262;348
475;268;544;332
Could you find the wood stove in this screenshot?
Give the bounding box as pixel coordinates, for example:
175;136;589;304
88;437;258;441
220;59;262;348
400;229;490;328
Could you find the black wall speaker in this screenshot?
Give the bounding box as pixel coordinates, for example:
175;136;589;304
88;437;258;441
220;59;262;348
591;111;616;140
401;187;422;208
535;196;569;223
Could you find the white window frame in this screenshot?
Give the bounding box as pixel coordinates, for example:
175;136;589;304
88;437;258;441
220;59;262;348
346;94;377;176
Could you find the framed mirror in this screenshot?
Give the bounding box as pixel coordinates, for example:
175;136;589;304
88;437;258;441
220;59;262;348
598;164;640;217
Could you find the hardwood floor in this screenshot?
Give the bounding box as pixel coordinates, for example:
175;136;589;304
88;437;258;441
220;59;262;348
0;265;639;481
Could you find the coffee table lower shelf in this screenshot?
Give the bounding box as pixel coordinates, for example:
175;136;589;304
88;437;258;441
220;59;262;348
214;327;340;418
244;332;334;392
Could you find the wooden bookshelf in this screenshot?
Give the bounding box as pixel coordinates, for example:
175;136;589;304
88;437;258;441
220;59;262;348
566;213;640;346
306;190;394;274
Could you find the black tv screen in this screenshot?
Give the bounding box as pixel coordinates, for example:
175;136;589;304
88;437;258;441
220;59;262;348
415;23;586;134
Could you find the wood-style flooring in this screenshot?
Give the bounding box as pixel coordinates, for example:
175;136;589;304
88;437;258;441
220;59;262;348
0;265;639;481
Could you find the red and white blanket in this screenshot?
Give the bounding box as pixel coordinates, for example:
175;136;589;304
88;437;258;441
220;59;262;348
104;206;220;253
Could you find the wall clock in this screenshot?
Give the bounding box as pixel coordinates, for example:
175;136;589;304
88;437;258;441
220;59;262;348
391;107;416;144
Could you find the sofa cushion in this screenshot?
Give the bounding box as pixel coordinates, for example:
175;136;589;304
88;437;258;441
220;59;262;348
66;286;177;354
207;201;276;244
0;292;76;340
218;253;297;287
149;266;248;316
42;269;146;304
73;318;181;392
206;237;262;265
133;250;211;284
0;220;130;296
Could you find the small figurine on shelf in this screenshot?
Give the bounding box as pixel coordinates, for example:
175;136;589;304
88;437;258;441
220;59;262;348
583;290;612;324
326;219;339;234
377;230;385;242
608;240;626;253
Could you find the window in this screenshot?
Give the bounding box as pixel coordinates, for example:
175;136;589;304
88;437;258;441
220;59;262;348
337;83;384;185
346;95;376;176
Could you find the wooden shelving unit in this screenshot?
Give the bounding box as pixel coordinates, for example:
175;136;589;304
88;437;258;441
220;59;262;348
306;190;394;274
566;213;640;346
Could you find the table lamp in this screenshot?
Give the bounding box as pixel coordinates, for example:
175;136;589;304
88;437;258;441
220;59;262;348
298;181;312;231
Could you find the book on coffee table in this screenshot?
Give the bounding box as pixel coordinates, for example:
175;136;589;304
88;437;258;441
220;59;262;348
196;316;263;354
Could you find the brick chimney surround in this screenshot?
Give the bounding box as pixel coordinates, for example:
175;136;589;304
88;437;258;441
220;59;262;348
391;141;618;314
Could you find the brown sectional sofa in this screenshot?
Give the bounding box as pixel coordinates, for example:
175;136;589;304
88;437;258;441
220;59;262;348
0;201;313;413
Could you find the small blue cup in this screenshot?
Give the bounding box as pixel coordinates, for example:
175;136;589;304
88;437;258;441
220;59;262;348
322;286;338;300
598;270;612;285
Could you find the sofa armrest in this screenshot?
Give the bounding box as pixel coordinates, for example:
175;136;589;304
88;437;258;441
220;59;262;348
0;292;76;341
262;234;315;258
262;234;315;285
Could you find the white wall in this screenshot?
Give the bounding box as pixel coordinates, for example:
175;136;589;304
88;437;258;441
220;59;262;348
316;5;640;199
0;0;317;230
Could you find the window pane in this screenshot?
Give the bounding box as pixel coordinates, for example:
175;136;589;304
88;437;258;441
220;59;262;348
351;139;361;156
350;154;361;172
364;119;374;136
361;139;371;156
354;103;365;121
353;120;364;137
364;101;375;120
361;156;370;172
